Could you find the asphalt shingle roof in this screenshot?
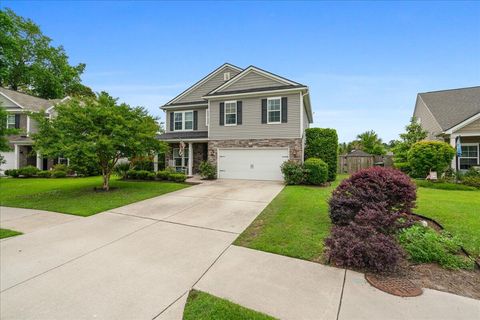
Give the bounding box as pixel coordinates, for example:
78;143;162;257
157;131;208;140
0;87;61;111
419;86;480;131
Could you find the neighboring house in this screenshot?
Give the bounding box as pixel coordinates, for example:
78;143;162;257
158;63;313;181
413;86;480;171
0;87;68;172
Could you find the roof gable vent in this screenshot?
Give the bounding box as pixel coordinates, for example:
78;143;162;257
223;72;231;81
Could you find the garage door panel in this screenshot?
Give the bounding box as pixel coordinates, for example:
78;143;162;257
218;149;288;181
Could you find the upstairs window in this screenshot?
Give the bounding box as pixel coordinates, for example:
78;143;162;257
267;98;281;124
173;111;194;131
225;101;237;126
174;112;183;131
7;114;16;129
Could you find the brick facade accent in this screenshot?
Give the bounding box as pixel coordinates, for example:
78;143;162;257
207;138;303;166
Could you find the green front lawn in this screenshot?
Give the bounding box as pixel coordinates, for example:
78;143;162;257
183;290;276;320
234;176;346;262
0;176;189;217
416;187;480;258
235;174;479;263
0;228;23;239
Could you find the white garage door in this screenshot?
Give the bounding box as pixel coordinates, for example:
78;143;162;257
0;151;16;174
218;148;289;181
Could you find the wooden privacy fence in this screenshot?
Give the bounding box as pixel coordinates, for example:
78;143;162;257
338;150;393;174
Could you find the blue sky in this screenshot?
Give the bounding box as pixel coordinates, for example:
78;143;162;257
2;1;479;142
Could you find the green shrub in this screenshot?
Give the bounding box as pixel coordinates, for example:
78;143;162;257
415;179;477;191
127;169;137;179
407;141;455;178
464;167;480;178
463;176;480;188
18;166;40;177
397;225;474;270
199;161;216;180
305;128;338;182
169;173;187;182
52;164;70;174
114;162;131;179
37;170;52;178
393;162;410;174
156;170;170;180
4;169;19;177
303;158;328;185
51;170;67;178
280;160;305;185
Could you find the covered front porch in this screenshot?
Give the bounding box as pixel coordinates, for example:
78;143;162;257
164;141;208;176
448;134;480;171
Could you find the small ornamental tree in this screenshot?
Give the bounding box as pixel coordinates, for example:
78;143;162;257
407;141;455;178
328;167;416;226
305;128;338;181
32;92;167;190
392;117;428;165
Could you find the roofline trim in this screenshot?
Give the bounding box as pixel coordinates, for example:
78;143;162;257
202;87;308;100
416;94;443;130
164;63;243;106
444;112;480;134
207;66;302;95
419;86;480;95
0;91;25;109
161;103;208;111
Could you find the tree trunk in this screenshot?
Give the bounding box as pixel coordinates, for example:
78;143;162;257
102;170;110;191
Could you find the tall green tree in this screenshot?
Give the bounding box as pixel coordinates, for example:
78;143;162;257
32;92;167;190
393;117;428;163
0;104;19;165
354;130;386;155
0;8;93;99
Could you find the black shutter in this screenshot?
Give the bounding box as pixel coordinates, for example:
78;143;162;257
237;101;242;125
14;114;20;129
261;99;267;124
169;112;174;131
193;110;198;130
219;102;225;126
281;97;288;123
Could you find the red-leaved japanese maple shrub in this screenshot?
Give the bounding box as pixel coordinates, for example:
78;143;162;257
329;167;416;226
325;224;403;272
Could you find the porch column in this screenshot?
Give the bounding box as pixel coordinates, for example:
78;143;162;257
153;154;159;172
14;144;19;169
36;152;43;170
450;134;457;170
188;142;193;176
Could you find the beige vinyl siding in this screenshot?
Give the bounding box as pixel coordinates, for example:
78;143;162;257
175;66;241;104
165;107;207;133
217;71;285;93
456;118;480;134
209;93;301;139
413;96;443;140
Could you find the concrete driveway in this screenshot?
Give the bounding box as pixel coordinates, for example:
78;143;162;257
0;179;284;320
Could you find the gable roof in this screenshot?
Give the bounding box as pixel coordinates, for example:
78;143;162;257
206;65;305;96
163;63;242;107
0;87;62;112
418;86;480;131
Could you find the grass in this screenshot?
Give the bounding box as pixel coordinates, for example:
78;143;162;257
183;290;276;320
0;176;189;217
415;179;478;191
234;175;346;262
0;228;22;239
416;187;480;259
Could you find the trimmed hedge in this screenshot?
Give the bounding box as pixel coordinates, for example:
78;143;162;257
127;169;186;182
280;161;305;185
304;128;338;182
303;158;328;185
407;141;455;178
199;161;216;180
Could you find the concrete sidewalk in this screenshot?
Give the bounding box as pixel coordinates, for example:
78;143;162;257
194;245;480;320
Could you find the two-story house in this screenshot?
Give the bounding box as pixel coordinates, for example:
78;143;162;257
158;64;313;181
0;87;68;172
413;86;480;171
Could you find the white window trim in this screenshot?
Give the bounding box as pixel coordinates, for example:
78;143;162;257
224;100;237;126
267;97;282;124
6;114;16;129
173;110;194;132
459;143;480;169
